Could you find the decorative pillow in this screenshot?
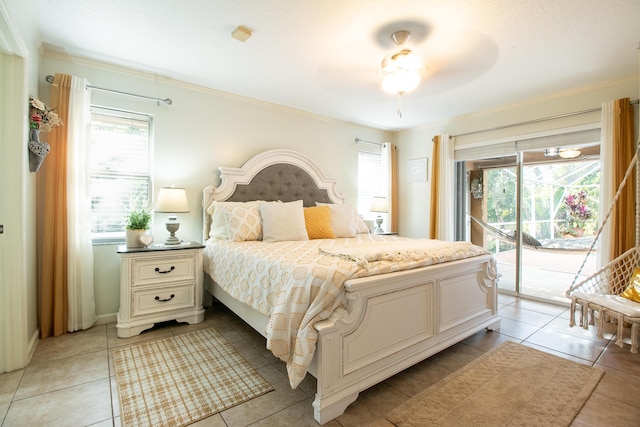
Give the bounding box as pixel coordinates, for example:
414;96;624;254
260;200;309;242
208;201;260;239
304;206;335;239
221;204;263;241
621;267;640;303
315;203;357;237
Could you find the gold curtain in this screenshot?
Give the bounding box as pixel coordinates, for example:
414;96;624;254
387;143;398;232
610;97;636;260
37;73;72;338
429;135;441;239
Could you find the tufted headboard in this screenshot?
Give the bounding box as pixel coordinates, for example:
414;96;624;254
222;163;334;206
202;149;345;240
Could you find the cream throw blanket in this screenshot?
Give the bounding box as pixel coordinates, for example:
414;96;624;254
319;239;487;268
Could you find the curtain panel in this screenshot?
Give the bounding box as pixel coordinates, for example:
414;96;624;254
430;134;455;240
382;143;398;232
38;74;71;338
37;73;95;338
611;98;636;260
66;76;96;332
599;98;636;268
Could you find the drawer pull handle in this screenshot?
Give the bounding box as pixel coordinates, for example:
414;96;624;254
154;266;175;274
155;294;175;302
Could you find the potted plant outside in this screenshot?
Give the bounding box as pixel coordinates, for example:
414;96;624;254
125;208;152;248
558;190;593;238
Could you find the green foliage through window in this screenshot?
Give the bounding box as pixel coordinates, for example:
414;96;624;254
483;160;599;253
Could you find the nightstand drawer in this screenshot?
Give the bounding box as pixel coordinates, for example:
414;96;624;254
132;255;195;286
132;284;195;316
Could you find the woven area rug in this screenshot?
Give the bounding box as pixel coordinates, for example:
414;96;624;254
113;327;273;427
386;341;604;427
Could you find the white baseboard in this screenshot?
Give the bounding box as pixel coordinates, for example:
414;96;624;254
96;313;117;326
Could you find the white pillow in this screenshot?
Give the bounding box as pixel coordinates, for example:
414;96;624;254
221;204;263;241
260;200;309;242
354;213;371;234
315;203;357;237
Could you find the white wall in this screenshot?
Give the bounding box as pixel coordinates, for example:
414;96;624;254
40;50;392;321
395;76;640;238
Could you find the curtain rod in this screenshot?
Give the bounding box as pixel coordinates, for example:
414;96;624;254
355;137;383;146
453;99;639;138
45;75;172;105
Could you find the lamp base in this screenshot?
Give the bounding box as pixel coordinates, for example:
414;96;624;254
164;221;182;245
373;216;384;234
163;235;181;245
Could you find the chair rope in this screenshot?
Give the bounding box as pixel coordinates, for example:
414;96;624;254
569;143;640;289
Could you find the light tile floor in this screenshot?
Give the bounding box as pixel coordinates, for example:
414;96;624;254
2;294;640;426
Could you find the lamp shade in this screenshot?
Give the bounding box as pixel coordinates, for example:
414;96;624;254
370;196;388;213
155;187;189;213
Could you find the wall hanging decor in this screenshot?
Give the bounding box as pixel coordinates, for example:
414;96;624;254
408;157;428;183
28;97;63;172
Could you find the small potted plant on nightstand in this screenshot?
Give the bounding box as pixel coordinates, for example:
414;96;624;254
125;208;152;248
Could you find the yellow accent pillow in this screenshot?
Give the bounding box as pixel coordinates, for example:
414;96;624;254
304;205;335;240
621;267;640;303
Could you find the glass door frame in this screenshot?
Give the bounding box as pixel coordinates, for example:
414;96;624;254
457;144;600;303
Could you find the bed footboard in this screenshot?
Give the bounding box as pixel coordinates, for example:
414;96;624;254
311;254;499;424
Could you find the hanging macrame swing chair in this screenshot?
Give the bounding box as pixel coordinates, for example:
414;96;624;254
565;141;640;353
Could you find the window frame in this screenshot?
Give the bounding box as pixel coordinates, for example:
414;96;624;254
357;149;384;221
88;106;154;245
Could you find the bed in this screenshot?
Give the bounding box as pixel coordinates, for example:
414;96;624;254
201;148;500;424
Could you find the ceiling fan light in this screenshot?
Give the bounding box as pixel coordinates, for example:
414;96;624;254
394;49;423;70
382;69;421;94
558;148;581;159
382;50;423;72
381;48;423;94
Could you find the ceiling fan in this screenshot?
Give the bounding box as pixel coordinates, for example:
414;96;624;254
316;21;498;120
380;30;424;117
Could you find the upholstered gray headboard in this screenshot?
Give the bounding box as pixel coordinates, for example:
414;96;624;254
224;163;333;206
202;149;345;240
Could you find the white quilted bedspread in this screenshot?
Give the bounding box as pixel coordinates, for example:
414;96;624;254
203;234;487;388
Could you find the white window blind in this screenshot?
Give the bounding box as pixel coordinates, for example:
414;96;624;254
454;126;601;161
454;140;516;161
357;151;382;219
89;107;152;241
515;128;601;151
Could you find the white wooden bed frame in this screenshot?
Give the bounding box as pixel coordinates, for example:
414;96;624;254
202;149;500;424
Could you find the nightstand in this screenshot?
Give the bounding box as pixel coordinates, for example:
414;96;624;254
116;242;205;337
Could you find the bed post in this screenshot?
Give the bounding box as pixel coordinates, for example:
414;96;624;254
202;185;215;242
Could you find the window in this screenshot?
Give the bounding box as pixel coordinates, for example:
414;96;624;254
357;151;382;220
89;107;153;243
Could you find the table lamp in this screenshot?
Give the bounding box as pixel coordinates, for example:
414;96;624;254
155;186;189;245
370;196;388;234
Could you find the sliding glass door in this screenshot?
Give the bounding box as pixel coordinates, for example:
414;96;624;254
518;154;600;302
457;131;600;303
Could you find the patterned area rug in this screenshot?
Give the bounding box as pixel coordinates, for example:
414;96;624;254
386;341;604;427
113;328;273;427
